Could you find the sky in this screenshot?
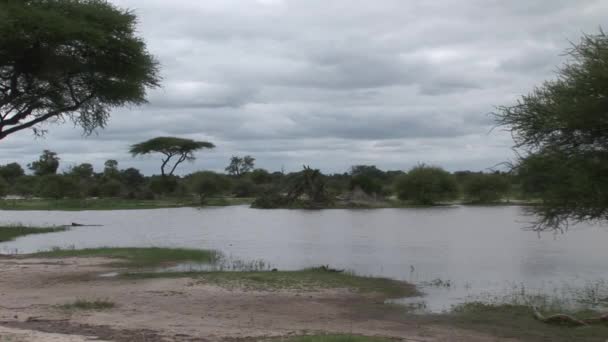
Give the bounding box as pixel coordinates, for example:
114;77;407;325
2;0;607;175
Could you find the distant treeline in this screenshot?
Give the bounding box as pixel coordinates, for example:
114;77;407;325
0;150;533;207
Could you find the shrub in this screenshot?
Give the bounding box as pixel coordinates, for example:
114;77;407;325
464;173;511;203
38;175;81;199
251;189;286;209
100;179;123;197
12;176;38;196
249;168;273;184
350;174;383;196
232;179;258;197
395;165;458;205
149;176;178;195
187;171;231;204
0;176;8;197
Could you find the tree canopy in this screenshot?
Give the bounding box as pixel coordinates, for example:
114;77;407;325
495;30;608;230
69;163;94;179
0;162;24;181
28;150;60;176
189;171;231;204
0;0;159;140
394;165;458;205
225;155;255;176
463;173;511;204
130;137;215;176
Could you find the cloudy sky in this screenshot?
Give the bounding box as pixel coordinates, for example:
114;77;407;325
2;0;607;175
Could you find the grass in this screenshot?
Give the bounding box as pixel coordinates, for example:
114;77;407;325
282;335;395;342
126;267;419;299
59;299;115;311
204;197;255;206
432;302;608;342
0;197;254;211
29;246;417;299
0;225;68;242
31;247;221;268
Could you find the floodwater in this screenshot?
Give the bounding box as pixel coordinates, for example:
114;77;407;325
1;205;607;312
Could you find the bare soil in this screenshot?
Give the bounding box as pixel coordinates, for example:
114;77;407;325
0;256;515;342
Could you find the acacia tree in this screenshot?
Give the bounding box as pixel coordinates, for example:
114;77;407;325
495;30;608;231
130;137;215;176
0;0;159;140
28;150;60;176
225;155;255;177
69;163;94;179
104;159;119;179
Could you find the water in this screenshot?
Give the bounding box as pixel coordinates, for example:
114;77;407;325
1;205;607;312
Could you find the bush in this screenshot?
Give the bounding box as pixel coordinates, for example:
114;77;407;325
38;175;81;199
187;171;231;204
232;179;258;197
149;176;178;195
395;165;458;205
12;176;38;196
120;167;145;190
251;189;286;209
464;173;511;203
136;189;156;200
87;184;101;198
249;168;273;184
100;179;123;197
0;176;8;197
0;163;25;182
350;174;383;196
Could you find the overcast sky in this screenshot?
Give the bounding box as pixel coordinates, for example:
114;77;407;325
2;0;607;175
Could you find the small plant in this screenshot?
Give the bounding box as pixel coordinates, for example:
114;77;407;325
60;299;115;311
423;278;452;288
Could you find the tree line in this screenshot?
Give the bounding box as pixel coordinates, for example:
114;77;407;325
0;149;526;206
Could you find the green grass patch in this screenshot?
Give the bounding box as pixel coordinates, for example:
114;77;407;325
29;247;417;299
436;302;608;342
0;197;254;211
59;299;115;311
0;225;68;242
126;267;419;299
283;335;394;342
204;197;255;206
31;247;220;268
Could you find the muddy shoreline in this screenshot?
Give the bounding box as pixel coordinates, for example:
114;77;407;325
0;256;513;342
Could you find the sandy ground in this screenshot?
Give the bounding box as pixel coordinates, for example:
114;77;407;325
0;256;516;342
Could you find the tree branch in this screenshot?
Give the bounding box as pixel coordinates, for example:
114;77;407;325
0;110;62;139
168;153;188;176
160;155;173;177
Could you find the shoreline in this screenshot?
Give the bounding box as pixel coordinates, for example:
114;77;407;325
0;198;537;211
0;255;504;342
1;249;606;341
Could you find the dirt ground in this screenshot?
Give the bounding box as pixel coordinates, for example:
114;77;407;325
0;256;516;342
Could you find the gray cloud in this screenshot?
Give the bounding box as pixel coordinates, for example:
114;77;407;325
1;0;606;174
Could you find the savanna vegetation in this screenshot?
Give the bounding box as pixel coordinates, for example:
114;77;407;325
0;225;67;242
495;30;608;231
0;0;606;339
0;150;526;210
